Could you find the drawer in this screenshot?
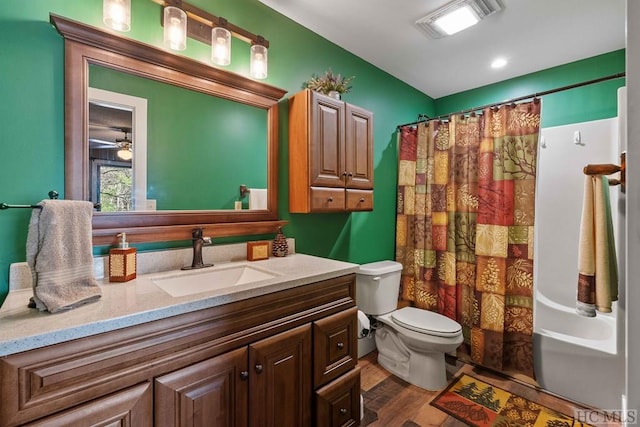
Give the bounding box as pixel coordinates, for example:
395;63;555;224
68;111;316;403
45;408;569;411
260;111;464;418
313;306;357;387
24;382;152;427
345;189;373;211
315;367;361;427
310;186;345;212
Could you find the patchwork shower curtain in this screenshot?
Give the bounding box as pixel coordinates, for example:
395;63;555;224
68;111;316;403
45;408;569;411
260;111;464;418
395;101;541;378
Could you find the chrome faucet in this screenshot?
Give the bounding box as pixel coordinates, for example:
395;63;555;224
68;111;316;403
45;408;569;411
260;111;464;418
182;227;213;270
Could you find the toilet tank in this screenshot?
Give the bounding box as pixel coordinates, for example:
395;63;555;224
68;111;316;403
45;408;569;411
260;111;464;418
356;260;403;315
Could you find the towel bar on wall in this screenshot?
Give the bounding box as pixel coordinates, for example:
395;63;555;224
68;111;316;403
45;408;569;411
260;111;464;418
0;191;101;210
583;151;626;192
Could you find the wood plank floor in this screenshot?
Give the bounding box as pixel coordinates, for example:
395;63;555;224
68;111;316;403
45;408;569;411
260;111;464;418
358;351;620;426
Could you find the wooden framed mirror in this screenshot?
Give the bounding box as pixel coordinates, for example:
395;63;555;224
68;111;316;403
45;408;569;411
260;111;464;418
51;14;287;245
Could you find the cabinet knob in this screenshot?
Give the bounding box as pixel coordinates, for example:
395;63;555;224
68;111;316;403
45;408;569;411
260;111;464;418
359;198;365;203
342;171;348;178
337;342;344;349
327;197;334;202
348;172;353;178
340;408;347;415
255;364;264;373
240;371;249;380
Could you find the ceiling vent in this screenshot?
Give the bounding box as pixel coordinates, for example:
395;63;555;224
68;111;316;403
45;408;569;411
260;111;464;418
415;0;504;39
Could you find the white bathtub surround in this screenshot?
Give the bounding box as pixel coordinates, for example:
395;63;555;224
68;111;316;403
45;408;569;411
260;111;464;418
536;117;625;410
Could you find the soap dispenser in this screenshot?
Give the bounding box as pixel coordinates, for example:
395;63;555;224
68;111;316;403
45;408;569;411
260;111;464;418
109;233;137;282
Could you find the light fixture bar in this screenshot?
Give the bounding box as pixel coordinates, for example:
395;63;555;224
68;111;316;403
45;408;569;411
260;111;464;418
154;0;269;48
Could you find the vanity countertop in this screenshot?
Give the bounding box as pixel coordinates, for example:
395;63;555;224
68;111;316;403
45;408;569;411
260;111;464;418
0;254;358;357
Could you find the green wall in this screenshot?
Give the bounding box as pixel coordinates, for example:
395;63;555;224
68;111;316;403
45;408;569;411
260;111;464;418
0;0;433;304
435;50;625;127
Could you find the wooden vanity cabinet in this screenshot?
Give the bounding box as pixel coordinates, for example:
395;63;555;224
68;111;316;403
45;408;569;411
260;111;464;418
289;89;374;213
0;274;359;427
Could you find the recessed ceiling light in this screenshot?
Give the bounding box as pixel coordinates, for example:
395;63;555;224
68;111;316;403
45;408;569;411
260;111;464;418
491;57;507;68
415;0;504;39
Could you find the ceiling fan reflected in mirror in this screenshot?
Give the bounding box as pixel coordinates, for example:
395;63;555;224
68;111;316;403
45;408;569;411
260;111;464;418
88;124;133;161
115;130;133;160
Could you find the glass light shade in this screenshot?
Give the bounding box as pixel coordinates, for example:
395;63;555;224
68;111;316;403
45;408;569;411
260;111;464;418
103;0;131;32
211;27;231;66
117;147;133;161
163;6;187;51
250;44;268;80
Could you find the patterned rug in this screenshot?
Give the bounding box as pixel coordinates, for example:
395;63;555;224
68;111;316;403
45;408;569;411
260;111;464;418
431;373;592;427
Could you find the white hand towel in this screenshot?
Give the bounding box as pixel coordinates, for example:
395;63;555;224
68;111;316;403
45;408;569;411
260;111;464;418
249;188;267;210
27;200;101;313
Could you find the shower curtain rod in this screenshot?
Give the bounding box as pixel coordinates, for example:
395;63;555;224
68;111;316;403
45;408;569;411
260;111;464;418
396;72;626;130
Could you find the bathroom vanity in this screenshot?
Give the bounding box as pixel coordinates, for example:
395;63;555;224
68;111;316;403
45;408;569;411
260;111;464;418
0;253;360;427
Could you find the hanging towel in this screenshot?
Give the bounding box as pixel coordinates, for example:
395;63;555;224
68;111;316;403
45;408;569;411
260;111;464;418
248;188;267;210
26;200;101;313
576;176;618;317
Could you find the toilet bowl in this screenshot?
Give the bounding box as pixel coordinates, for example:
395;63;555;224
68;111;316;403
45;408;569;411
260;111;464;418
356;261;463;391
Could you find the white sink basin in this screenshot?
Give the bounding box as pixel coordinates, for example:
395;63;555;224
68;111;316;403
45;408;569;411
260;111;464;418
151;264;278;297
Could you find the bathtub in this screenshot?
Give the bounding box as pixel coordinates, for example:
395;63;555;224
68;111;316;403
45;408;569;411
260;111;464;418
533;291;624;410
534;117;625;411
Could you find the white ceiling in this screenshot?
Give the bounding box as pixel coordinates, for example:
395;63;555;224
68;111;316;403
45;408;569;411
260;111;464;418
258;0;626;98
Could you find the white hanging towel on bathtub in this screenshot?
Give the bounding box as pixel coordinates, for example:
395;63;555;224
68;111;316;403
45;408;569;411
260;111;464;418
576;175;618;317
248;188;267;210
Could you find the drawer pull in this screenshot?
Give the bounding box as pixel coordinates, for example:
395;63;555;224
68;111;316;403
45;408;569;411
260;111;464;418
255;364;264;373
340;408;347;415
337;342;344;349
327;197;334;202
359;198;365;203
240;371;249;380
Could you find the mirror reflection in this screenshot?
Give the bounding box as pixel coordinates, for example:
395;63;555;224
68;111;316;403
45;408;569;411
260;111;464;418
88;64;268;212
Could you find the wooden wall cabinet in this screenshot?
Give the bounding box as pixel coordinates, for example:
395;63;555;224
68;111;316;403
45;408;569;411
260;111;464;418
0;275;359;427
289;89;374;213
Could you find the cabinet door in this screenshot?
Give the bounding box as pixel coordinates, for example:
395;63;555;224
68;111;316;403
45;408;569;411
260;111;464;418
155;347;248;427
249;324;312;427
345;104;373;190
24;382;152;427
310;91;346;188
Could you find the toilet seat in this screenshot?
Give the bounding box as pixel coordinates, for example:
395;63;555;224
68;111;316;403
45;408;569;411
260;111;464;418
391;307;461;338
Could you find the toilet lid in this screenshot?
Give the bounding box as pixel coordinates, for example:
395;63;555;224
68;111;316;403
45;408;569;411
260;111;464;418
391;307;462;338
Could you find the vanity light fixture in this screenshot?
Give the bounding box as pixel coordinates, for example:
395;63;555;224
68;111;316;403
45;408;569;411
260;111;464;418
163;5;188;51
250;40;268;79
156;0;270;79
211;18;231;66
415;0;503;39
103;0;131;32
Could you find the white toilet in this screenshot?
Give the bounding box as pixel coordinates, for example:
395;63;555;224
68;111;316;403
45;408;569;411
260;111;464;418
357;260;463;391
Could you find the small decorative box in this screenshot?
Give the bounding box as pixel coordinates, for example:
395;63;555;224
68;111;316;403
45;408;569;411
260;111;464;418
247;241;270;261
